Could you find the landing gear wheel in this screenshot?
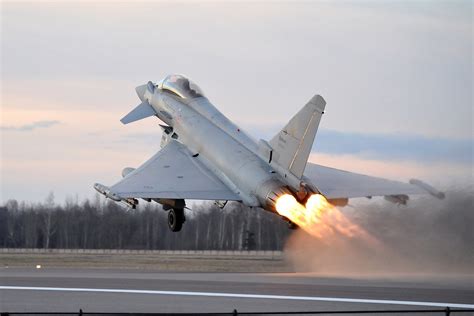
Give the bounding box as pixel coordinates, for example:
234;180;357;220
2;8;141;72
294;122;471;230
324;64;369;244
168;208;185;232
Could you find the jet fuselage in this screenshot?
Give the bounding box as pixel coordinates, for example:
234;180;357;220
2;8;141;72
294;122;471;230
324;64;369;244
95;74;442;232
138;84;304;212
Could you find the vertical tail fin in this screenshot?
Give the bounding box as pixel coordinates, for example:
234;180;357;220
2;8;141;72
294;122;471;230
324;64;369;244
269;94;326;179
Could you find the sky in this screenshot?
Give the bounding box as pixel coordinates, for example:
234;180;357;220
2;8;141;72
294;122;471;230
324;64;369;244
1;1;472;204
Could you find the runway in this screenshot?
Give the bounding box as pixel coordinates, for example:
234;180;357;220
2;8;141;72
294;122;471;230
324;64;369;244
1;268;473;314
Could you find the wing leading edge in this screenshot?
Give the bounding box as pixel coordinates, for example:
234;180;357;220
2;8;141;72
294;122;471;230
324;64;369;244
109;140;241;201
303;162;426;200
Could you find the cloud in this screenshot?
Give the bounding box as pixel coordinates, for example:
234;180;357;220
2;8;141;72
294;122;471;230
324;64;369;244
308;153;470;184
100;126;472;166
245;124;472;165
1;120;61;131
314;130;472;165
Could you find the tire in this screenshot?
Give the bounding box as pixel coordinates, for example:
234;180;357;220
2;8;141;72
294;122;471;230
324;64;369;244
168;208;185;232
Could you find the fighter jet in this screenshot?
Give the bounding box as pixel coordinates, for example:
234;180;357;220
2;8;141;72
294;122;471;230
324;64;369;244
94;74;444;232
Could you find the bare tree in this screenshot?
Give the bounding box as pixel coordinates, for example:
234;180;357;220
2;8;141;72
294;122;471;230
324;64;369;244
2;194;290;250
41;192;57;249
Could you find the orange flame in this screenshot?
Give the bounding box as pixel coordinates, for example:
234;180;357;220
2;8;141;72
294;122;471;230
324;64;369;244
275;193;376;242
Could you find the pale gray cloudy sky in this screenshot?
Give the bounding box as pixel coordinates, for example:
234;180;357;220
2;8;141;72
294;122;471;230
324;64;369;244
1;1;472;203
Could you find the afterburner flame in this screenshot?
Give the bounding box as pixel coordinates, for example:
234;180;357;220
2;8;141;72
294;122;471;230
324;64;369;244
305;194;329;215
275;194;298;216
275;193;374;241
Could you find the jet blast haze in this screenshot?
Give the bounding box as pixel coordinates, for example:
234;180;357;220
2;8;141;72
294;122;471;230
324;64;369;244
94;74;443;233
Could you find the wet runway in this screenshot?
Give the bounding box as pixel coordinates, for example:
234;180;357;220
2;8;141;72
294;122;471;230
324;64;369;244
1;268;473;314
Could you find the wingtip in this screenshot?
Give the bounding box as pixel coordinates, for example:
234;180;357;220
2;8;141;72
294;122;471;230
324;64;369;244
409;178;445;200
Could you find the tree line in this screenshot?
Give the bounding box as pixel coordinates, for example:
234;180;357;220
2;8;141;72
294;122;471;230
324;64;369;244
0;193;291;250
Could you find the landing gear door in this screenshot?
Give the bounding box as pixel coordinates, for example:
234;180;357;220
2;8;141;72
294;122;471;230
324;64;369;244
160;125;174;148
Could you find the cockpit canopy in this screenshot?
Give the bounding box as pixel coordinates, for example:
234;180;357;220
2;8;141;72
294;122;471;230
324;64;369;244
158;74;205;99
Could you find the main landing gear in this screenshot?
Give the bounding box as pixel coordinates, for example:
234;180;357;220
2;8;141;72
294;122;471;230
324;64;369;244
168;208;185;232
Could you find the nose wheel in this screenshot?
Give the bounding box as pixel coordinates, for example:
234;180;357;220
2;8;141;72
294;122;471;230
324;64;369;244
168;208;185;232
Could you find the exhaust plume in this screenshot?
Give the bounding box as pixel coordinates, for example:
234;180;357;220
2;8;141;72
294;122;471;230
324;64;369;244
284;188;474;276
276;194;378;244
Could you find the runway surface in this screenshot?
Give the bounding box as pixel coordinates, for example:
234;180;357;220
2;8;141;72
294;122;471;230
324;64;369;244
1;268;473;314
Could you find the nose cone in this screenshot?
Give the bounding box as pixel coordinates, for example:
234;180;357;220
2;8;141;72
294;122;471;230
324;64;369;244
135;84;147;102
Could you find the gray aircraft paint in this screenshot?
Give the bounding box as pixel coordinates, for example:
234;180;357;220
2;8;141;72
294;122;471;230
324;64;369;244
95;74;442;218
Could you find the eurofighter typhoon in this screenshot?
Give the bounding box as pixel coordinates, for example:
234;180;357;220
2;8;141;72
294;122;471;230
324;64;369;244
94;74;444;232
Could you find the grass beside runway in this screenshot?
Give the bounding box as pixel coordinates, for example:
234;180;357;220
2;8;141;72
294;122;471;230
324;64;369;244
0;249;290;272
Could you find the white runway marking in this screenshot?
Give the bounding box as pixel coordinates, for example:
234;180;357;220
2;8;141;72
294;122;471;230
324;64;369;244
1;286;473;309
